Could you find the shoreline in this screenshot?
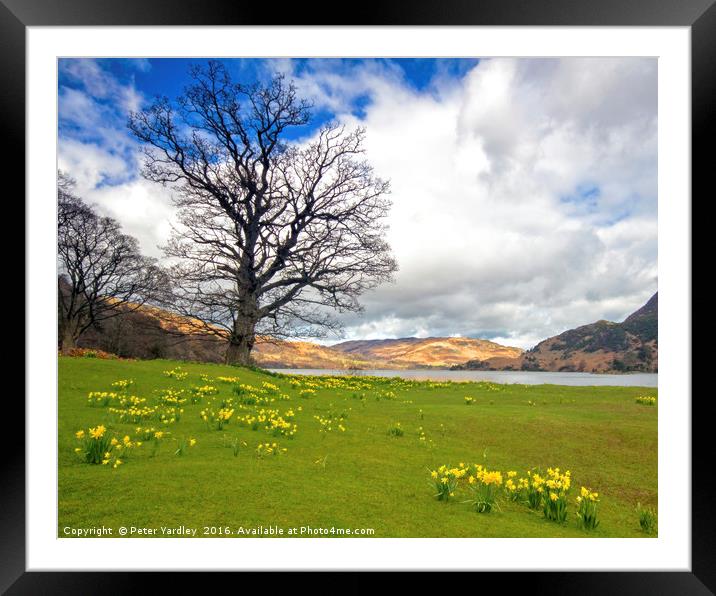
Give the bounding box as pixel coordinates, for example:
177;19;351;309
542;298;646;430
266;367;658;388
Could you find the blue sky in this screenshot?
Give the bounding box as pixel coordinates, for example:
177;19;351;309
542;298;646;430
58;58;479;188
59;57;478;140
58;57;657;348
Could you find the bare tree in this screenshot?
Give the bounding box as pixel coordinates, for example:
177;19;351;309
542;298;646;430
57;174;168;352
128;62;397;365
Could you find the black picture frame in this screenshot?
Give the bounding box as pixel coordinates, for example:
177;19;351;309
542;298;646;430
6;0;708;591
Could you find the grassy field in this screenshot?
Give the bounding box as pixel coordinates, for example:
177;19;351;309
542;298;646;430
58;356;658;538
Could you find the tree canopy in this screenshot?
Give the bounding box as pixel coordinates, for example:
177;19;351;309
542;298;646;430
128;62;397;365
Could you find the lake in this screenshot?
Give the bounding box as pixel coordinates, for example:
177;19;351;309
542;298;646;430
268;368;658;387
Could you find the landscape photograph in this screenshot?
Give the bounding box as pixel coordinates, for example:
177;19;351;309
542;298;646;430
57;57;657;538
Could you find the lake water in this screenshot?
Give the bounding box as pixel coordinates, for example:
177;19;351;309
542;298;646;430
269;368;658;387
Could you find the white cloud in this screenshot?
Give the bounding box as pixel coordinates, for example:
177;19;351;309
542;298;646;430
58;138;131;190
83;179;178;258
59;58;145;115
323;58;657;348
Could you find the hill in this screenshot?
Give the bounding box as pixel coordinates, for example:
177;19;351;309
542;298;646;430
332;337;523;368
251;339;391;370
70;300;522;370
454;293;658;373
72;303;381;369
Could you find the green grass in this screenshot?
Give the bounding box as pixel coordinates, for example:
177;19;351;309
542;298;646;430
58;356;657;538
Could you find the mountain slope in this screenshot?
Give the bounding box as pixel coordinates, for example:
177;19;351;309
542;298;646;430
74;302;385;369
457;293;658;373
331;337;523;368
252;340;391;370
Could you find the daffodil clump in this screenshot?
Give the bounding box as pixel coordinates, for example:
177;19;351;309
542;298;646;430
232;407;299;437
110;379;134;392
233;383;280;406
429;464;469;501
108;434;142;462
87;391;121;407
163;367;188;380
635;395;656;406
74;426;140;469
314;412;347;435
233;383;266;396
576;486;600;530
74;425;112;464
134;426;165;440
375;390;397;401
108;404;158;423
512;467;573;521
234;412;262;431
156;389;186;406
267;409;298;437
88;392;147;408
200;406;235;430
255;442;288;459
427;463;597;526
504;471;529;502
239;393;274;406
467;465;504;513
216;376;241;384
464;396;475;405
190;384;218;404
540;467;572;523
525;470;545;509
157;405;183;425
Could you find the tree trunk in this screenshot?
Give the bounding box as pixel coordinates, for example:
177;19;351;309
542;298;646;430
59;324;77;354
225;312;258;366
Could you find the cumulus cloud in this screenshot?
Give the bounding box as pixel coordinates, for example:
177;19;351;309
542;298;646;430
57;58;657;349
326;58;657;347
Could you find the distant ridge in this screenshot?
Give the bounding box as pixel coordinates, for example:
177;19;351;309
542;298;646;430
454;293;658;373
330;336;523;368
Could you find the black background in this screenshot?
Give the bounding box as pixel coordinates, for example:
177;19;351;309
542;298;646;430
4;0;709;592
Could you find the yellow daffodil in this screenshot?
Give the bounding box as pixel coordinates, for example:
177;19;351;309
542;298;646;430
89;425;106;439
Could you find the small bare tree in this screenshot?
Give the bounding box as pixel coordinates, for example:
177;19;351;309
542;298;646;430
57;174;167;352
128;62;397;365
